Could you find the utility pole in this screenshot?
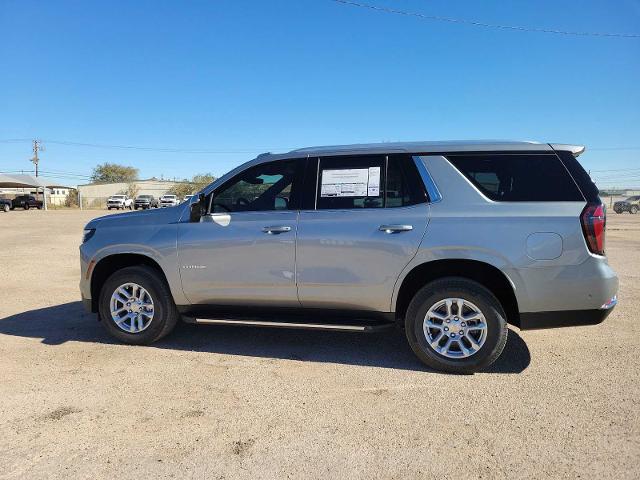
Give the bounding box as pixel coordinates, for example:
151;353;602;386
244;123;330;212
31;139;44;176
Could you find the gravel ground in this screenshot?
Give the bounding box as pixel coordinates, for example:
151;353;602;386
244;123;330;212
0;209;638;479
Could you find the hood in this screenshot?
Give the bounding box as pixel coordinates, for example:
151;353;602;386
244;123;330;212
84;203;187;230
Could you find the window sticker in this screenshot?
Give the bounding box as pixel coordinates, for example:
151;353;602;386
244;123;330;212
320;168;369;197
367;166;380;196
320;167;382;197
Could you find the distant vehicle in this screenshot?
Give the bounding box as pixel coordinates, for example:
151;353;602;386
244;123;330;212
182;195;194;203
159;194;179;208
1;198;11;212
134;195;158;210
107;195;133;210
613;196;640;214
11;195;43;210
80;140;618;373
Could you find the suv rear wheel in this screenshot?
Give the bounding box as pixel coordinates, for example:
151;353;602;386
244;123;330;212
98;265;179;344
405;277;508;373
631;205;638;214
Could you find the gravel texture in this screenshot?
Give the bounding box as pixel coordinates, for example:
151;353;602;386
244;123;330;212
0;209;638;479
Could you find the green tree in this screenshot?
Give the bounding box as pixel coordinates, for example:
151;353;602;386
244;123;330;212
65;189;79;207
91;163;139;183
169;173;216;198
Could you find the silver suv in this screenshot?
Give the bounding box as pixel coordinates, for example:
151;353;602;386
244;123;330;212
79;141;618;373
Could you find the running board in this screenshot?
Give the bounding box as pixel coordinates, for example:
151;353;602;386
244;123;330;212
188;317;395;333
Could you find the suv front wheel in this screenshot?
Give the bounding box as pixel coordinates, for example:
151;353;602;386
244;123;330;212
98;265;179;344
405;277;508;374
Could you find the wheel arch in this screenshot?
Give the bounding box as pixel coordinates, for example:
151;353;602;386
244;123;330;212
90;253;168;313
393;259;520;327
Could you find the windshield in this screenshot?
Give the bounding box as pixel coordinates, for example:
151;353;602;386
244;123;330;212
138;195;151;199
163;195;176;199
111;195;125;199
625;196;639;202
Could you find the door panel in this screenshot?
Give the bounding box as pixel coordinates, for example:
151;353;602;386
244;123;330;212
178;211;299;306
296;204;429;312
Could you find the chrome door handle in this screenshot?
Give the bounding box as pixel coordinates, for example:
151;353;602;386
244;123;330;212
379;224;413;233
262;225;292;234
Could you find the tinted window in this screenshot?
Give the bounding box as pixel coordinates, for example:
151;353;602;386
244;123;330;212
386;155;428;207
212;159;302;213
447;154;584;202
555;150;600;203
316;155;385;210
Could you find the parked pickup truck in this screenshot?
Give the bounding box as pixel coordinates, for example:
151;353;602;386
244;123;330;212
80;140;618;373
11;195;43;210
159;194;179;208
107;195;133;210
134;195;158;210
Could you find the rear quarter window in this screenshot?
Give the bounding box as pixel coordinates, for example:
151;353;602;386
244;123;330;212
446;153;585;202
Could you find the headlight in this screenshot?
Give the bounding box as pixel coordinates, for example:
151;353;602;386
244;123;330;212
83;228;96;243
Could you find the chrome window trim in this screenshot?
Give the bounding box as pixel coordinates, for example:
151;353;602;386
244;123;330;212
413;155;442;204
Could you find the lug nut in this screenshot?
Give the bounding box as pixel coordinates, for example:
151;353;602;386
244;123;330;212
450;333;456;337
444;327;449;331
461;322;466;327
446;319;450;323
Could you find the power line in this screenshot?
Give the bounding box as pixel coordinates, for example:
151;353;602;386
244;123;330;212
329;0;640;38
2;137;640;152
0;138;284;154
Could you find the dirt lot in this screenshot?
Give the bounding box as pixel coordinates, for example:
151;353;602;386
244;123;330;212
0;209;638;479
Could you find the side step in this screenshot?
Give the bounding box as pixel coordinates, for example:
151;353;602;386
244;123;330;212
185;316;395;333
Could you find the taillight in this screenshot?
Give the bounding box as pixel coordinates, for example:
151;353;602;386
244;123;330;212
581;203;606;255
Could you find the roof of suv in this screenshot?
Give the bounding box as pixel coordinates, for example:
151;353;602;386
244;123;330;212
263;140;585;160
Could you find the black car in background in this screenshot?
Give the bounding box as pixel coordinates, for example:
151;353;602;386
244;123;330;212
134;195;159;210
613;196;640;214
11;195;43;210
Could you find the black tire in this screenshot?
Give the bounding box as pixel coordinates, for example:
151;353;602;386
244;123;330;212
24;204;29;210
2;204;9;213
405;277;508;374
631;205;638;215
98;265;179;345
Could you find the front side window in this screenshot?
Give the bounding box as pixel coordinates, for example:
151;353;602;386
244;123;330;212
447;153;584;202
212;159;302;213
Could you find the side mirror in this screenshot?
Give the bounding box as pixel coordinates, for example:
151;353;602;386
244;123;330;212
190;193;207;222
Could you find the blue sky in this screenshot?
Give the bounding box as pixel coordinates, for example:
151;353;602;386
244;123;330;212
1;0;639;187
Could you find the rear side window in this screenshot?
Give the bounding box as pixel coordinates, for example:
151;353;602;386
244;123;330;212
447;154;585;202
317;155;385;210
555;150;600;203
386;155;428;207
315;155;427;210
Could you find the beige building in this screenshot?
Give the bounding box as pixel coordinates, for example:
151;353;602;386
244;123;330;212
77;179;181;209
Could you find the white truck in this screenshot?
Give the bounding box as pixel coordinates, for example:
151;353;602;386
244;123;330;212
106;195;133;210
159;194;179;208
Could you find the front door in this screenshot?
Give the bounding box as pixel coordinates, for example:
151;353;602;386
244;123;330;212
178;158;305;306
296;154;430;312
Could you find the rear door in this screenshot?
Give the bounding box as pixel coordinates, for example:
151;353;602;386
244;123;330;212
296;154;430;312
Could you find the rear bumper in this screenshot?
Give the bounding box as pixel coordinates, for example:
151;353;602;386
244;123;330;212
519;296;617;330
